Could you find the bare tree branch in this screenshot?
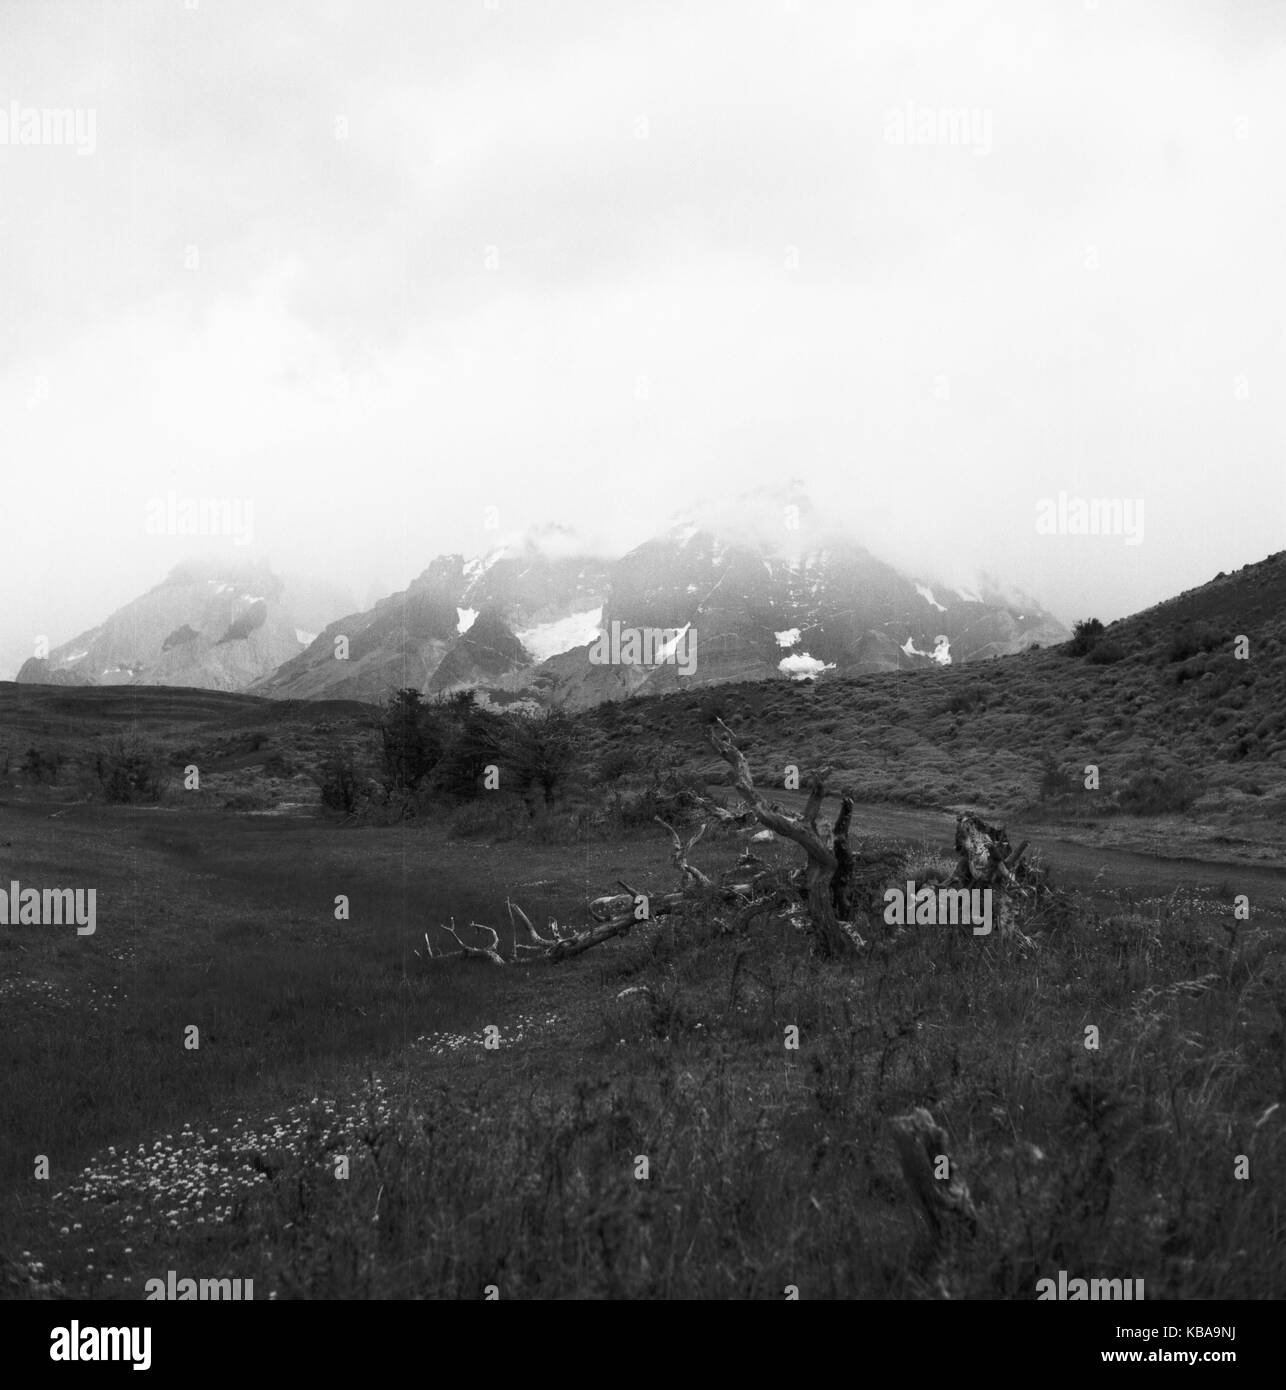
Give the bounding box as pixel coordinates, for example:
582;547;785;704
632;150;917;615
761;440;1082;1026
653;815;713;889
433;917;507;966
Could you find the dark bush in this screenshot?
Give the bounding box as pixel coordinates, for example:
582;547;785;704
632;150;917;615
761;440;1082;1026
1117;767;1199;816
435;705;582;806
379;688;444;797
1067;618;1106;657
1166;621;1226;663
1086;639;1125;665
942;688;986;716
1037;753;1073;801
505;708;582;806
433;706;509;800
615;765;715;829
22;745;64;784
91;735;169;804
318;748;361;815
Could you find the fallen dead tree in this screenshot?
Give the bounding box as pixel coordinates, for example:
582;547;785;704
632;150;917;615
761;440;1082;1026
417;848;754;966
418;720;1042;966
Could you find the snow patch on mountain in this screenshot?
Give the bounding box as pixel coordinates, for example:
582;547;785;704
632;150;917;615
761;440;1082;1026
778;652;835;681
774;628;801;647
456;608;479;636
915;583;947;612
462;548;506;585
294;629;317;647
655;622;691;662
902;635;953;665
514;606;604;662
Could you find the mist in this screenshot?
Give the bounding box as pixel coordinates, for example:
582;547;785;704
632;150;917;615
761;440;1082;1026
2;0;1284;677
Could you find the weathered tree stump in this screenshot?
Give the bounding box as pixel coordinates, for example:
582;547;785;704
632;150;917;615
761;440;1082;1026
891;1108;978;1244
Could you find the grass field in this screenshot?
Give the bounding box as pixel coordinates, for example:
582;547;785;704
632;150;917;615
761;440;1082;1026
3;734;1284;1299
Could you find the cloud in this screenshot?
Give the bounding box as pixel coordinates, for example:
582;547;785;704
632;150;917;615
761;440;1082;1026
2;0;1285;675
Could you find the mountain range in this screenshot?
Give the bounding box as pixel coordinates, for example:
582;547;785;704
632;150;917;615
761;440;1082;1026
16;502;1068;706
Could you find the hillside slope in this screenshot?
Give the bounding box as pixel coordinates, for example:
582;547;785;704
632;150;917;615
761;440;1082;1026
580;549;1286;829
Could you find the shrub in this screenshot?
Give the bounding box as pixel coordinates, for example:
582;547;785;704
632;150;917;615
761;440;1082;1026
318;748;361;815
1086;639;1125;665
91;735;169;804
22;745;64;784
505;708;583;806
1166;621;1226;663
1117;767;1199;816
262;750;296;778
378;688;443;797
433;707;508;800
598;746;641;814
1067;618;1106;657
942;689;986;716
614;765;714;829
1037;753;1073;801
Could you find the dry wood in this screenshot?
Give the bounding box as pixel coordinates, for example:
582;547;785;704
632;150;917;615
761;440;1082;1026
421;727;1039;968
708;718;861;956
891;1107;978;1246
653;815;714;889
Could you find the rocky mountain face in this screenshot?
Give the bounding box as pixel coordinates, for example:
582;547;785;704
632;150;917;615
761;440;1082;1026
249;545;612;703
15;560;307;692
249;508;1067;708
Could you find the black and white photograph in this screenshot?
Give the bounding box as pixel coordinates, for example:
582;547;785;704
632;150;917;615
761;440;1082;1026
1;0;1282;1355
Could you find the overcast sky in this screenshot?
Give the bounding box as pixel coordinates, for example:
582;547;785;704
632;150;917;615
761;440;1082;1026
2;0;1284;677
